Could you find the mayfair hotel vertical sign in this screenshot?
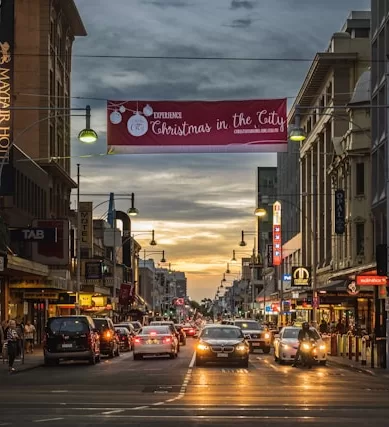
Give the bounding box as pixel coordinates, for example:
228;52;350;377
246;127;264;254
0;0;14;164
273;201;282;266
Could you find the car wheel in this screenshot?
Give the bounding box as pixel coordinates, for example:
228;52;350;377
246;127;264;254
115;346;120;357
274;353;279;362
320;360;327;366
109;347;115;358
44;357;58;366
133;353;142;361
177;344;180;352
263;347;271;354
169;352;176;359
96;354;101;363
89;354;96;365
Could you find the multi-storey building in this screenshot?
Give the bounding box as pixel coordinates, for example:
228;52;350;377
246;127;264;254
0;0;86;329
288;11;373;327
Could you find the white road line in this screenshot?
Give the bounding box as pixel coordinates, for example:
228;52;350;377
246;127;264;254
189;351;196;368
33;418;64;423
101;410;125;415
51;390;69;393
132;406;149;410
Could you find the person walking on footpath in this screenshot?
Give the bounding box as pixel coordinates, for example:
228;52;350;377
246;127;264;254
7;320;20;373
24;321;36;353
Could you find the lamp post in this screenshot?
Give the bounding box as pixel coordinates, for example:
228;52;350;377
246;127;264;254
141;250;167;315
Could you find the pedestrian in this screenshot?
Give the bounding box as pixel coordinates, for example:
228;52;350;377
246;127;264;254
319;319;328;334
7;320;20;373
24;321;36;353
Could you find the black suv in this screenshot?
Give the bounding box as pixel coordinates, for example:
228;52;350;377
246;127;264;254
44;315;101;365
93;317;120;358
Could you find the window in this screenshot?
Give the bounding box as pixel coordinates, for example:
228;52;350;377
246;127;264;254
356;163;365;195
356;223;365;256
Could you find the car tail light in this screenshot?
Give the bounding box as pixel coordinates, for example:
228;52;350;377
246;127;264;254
121;336;126;341
134;337;141;344
189;329;194;334
163;336;172;344
105;331;112;339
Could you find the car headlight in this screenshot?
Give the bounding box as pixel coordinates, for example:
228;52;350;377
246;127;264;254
197;343;209;351
235;344;247;352
302;343;311;350
264;333;270;339
319;345;326;351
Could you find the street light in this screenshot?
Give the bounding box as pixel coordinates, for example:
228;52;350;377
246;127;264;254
254;207;267;217
127;193;139;216
78;105;98;144
239;230;256;247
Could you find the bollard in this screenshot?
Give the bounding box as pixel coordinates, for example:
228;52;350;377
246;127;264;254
331;334;338;356
343;334;348;358
371;338;375;368
337;334;342;356
349;335;353;360
355;336;359;362
361;337;367;365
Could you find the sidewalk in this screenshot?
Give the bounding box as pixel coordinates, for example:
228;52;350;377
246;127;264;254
327;354;385;376
0;348;43;375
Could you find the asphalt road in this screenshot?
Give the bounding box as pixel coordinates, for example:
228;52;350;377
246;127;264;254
0;340;389;426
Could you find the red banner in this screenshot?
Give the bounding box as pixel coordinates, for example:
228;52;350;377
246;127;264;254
107;99;287;154
119;283;133;306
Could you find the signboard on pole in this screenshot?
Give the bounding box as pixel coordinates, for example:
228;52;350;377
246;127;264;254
334;189;345;235
291;267;311;287
272;201;282;266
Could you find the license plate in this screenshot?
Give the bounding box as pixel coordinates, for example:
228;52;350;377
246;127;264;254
252;343;260;347
62;343;73;348
217;353;228;358
146;340;159;344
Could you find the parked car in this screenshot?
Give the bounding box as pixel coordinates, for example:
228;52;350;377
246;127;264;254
93;317;120;358
273;326;327;365
232;320;271;354
115;327;133;351
43;315;100;365
133;325;179;360
195;325;249;367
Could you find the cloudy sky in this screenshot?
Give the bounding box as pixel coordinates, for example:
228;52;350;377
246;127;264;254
70;0;369;301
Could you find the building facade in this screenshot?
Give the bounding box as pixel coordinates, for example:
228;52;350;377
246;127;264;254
0;0;86;333
289;11;373;328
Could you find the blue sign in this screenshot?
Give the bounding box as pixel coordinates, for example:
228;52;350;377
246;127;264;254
283;274;292;282
265;306;271;313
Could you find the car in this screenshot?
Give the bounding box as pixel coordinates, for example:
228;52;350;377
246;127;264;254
195;324;249;367
133;325;179;360
232;320;271;354
93;317;120;358
182;323;197;338
43;315;101;365
273;326;327;365
149;321;181;351
115;327;133;351
129;321;142;334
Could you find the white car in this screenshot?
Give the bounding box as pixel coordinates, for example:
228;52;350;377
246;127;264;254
273;326;327;365
133;325;179;360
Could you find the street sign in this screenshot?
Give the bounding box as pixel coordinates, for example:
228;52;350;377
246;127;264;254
10;227;57;242
291;266;311;287
335;189;345;234
283;274;292;282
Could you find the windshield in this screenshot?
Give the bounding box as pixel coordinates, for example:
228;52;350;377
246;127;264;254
47;318;89;335
234;321;262;330
93;319;110;331
115;328;128;334
283;328;321;340
201;327;243;339
130;322;142;329
140;326;170;335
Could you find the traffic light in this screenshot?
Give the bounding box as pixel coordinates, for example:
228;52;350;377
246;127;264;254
376;244;387;276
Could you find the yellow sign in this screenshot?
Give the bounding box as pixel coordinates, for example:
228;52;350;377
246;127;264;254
292;266;311;287
92;296;107;307
79;294;93;306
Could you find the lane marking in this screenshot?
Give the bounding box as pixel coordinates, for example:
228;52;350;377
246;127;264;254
132;406;149;410
189;351;196;368
33;418;64;423
50;390;69;393
101;409;125;415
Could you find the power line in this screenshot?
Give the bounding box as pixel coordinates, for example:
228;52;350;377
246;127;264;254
7;53;376;62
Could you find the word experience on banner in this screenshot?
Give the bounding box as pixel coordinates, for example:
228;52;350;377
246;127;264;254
272;201;282;266
107;99;287;154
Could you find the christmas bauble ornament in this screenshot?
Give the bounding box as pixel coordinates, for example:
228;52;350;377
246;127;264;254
119;105;126;113
110;110;122;125
143;104;153;117
127;113;148;137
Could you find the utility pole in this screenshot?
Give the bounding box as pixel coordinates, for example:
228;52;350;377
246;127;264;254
76;164;81;315
312;171;318;326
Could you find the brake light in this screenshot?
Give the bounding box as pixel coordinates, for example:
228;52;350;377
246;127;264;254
189;329;194;333
121;336;126;341
134;337;141;343
150;331;157;336
105;331;112;338
163;336;172;344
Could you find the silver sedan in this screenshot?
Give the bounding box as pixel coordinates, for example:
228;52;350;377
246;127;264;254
133;325;179;360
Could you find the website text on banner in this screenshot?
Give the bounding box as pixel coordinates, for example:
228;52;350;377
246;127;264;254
107;99;287;154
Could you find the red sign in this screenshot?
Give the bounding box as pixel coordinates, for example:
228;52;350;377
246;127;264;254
119;283;133;306
271;303;280;312
356;275;387;286
272;201;282;266
107;99;287;154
